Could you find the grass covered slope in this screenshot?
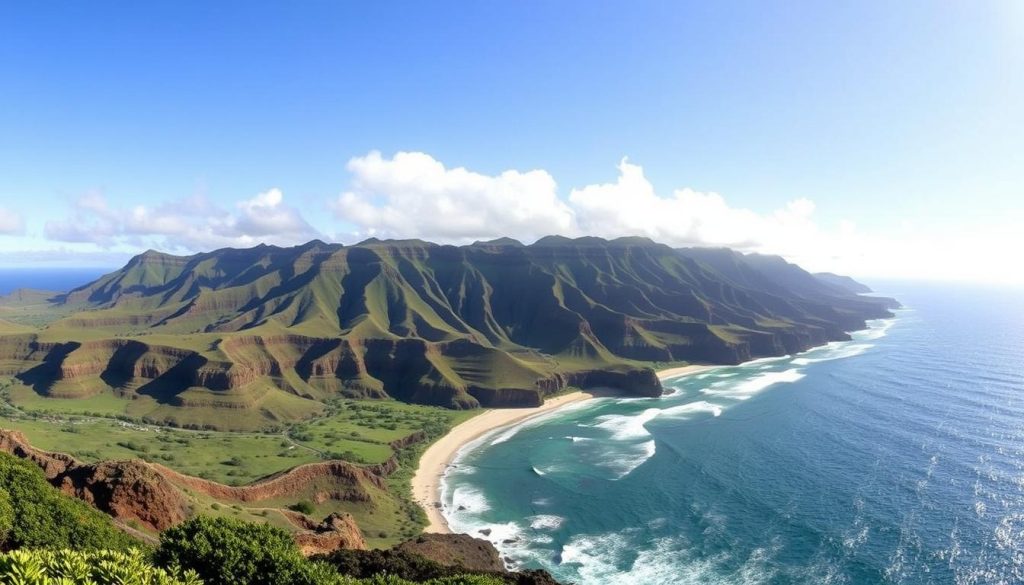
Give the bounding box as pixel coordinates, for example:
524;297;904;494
0;237;896;430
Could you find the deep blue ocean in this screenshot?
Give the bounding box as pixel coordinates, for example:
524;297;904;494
0;269;108;296
442;285;1024;584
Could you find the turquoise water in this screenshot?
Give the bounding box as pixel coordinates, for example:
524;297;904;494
442;285;1024;584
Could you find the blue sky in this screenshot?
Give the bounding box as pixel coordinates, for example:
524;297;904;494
1;1;1021;283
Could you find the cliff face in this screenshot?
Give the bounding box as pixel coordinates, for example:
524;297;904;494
0;237;897;424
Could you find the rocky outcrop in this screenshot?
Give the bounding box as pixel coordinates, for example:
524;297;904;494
533;367;663;400
60;460;191;531
289;512;367;555
0;430;189;531
395;533;506;573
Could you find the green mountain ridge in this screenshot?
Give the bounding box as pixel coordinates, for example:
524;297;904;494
0;237;897;430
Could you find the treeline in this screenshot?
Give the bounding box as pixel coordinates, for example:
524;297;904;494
0;453;530;585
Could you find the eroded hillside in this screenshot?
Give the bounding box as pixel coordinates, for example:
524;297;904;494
0;237;896;430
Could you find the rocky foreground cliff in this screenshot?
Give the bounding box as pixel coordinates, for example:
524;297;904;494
0;236;897;430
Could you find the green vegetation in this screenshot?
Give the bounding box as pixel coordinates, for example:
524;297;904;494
0;412;319;485
0;535;514;585
0;453;521;585
0;453;138;551
155;517;508;585
1;384;467;478
1;384;474;544
155;516;345;585
288;501;316;515
0;549;202;585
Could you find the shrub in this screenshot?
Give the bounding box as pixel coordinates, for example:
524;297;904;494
0;488;12;544
0;548;202;584
288;501;315;515
222;456;243;467
0;453;137;551
154;516;348;585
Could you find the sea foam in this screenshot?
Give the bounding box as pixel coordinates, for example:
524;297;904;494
661;400;724;418
702;368;806;400
529;514;566;530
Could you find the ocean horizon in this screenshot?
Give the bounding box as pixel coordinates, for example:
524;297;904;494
0;268;111;297
441;283;1024;584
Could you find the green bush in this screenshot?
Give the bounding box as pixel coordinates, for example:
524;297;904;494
0;488;13;544
154;516;511;585
0;548;202;584
287;500;315;515
154;516;349;585
0;453;137;551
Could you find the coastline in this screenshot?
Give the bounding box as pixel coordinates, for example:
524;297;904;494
411;364;716;534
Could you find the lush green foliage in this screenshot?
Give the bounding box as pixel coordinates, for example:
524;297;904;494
0;487;12;545
0;548;201;585
154;516;510;585
0;453;137;551
155;516;346;585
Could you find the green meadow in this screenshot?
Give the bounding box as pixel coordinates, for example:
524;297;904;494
0;377;476;547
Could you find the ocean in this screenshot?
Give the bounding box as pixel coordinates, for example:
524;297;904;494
0;268;109;296
441;284;1024;584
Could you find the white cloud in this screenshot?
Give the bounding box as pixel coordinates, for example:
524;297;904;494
332;152;826;257
567;159;835;263
0;207;25;235
24;151;1021;285
329;152;1024;285
332;151;575;242
45;188;320;251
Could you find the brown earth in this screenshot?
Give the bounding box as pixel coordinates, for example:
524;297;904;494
396;533;507;573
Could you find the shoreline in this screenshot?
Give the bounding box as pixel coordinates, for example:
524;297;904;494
411;364;716;534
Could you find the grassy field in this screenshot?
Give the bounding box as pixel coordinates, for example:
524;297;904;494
0;377;476;547
0;416;322;484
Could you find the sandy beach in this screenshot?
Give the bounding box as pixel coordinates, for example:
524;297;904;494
655;364;717;381
411;365;716;533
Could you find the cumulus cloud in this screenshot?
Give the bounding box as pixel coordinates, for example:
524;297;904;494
569;158;821;255
332;151;575;242
332;152;825;257
45;188;320;251
0;207;25;235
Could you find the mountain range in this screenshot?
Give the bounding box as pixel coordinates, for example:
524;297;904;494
0;236;897;431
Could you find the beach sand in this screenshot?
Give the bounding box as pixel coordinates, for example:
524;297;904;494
655;364;717;381
412;390;597;533
411;365;716;533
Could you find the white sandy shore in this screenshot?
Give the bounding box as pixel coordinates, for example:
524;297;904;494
411;364;716;534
